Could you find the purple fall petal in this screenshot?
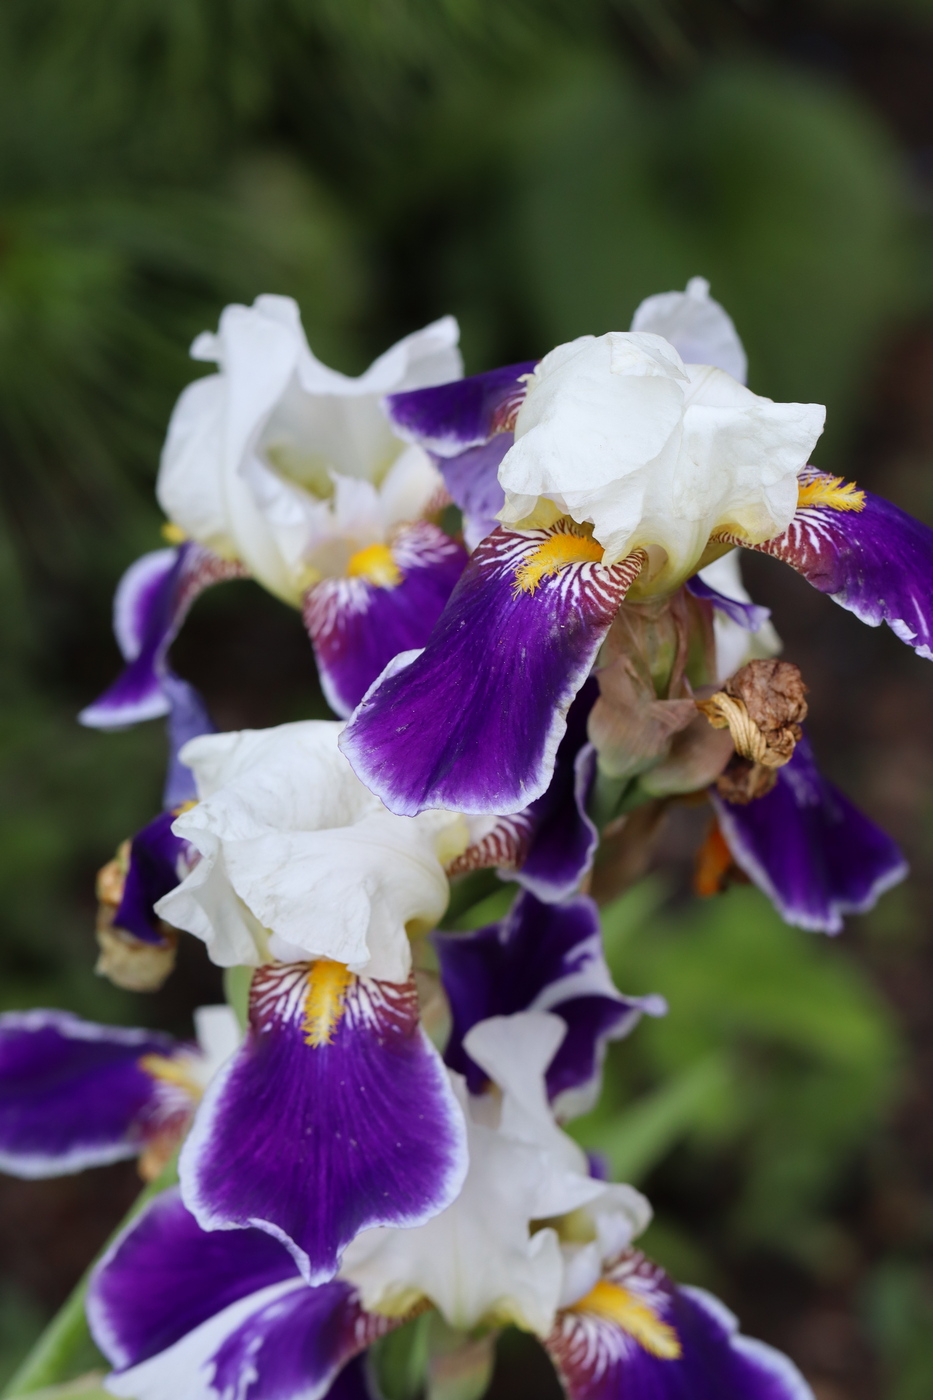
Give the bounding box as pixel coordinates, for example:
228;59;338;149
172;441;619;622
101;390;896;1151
435;892;663;1116
727;469;933;658
0;1011;177;1177
79;542;245;730
713;732;906;934
547;1250;812;1400
179;964;468;1284
162;674;216;807
89;1187;297;1369
685;575;770;632
340;525;645;817
384;362;535;454
115;810;194;945
437;437;511;551
302;523;467;717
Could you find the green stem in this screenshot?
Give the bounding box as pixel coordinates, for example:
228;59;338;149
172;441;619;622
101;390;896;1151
3;1158;179;1398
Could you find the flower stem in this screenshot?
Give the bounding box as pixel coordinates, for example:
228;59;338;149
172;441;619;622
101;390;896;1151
3;1158;179;1397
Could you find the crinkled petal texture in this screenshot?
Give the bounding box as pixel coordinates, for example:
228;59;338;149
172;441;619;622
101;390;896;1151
498;333;824;592
341;1013;648;1338
89;1187;399;1400
302;523;467;717
713;733;906;934
630;277;748;384
547;1250;813;1400
79;543;244;730
726;468;933;660
179;963;468;1285
0;1011;178;1176
384;362;537;551
156;721;460;980
435;893;664;1120
157;295;461;605
340;525;647;816
116;810;194;945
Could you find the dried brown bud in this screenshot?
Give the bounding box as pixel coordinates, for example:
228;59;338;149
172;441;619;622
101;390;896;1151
714;755;779;805
697;659;808;772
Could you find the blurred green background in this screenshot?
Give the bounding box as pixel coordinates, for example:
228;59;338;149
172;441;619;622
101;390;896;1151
2;2;933;1397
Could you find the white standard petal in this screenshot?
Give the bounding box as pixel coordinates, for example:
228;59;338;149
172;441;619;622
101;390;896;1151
630;276;748;384
498;331;825;592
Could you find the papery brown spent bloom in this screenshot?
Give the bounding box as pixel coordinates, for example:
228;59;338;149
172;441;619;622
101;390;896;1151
95;843;177;992
697;659;808;804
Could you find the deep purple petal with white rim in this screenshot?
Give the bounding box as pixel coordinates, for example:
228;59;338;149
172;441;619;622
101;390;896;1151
713;732;907;934
179;963;468;1284
302;523;467;717
685;576;770;633
79;542;246;730
546;1249;813;1400
724;470;933;658
435;892;662;1112
384;362;535;454
88;1187;297;1369
340;526;645;816
0;1011;177;1177
115;810;194;945
514;680;599;903
437;436;511;551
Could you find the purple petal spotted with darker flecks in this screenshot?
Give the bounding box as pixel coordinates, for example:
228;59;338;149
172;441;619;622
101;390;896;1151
546;1250;813;1400
302;523;467;717
340;525;646;817
384;362;536;454
115;810;194;945
722;469;933;659
89;1187;297;1369
79;542;246;730
713;732;906;935
0;1011;178;1177
437;436;511;551
685;575;771;632
435;892;663;1116
179;963;468;1284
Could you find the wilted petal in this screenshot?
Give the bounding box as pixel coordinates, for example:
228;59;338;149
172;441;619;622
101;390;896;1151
303;524;467;717
435;893;664;1119
79;543;245;730
713;732;907;934
727;469;933;659
547;1249;813;1400
385;363;535;455
0;1011;180;1177
341;525;646;816
180;963;468;1284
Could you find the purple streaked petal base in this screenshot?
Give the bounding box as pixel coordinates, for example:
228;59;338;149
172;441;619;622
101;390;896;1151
302;523;467;717
79;542;245;730
435;892;664;1117
713;733;907;934
686;575;770;632
179;964;468;1284
547;1250;812;1400
90;1188;401;1400
725;470;933;659
0;1011;176;1177
384;362;535;454
341;526;645;817
115;810;194;945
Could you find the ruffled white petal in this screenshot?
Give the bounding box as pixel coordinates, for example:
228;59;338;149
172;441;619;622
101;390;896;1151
630;276;748;384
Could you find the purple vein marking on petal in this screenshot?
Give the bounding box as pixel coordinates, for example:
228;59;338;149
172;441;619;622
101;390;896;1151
340;527;645;817
546;1249;812;1400
0;1011;177;1178
303;523;467;717
384;362;536;455
88;1186;298;1370
114;810;193;945
725;470;933;659
79;543;246;730
685;575;770;632
435;891;662;1113
436;436;511;551
179;964;468;1284
714;731;907;935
